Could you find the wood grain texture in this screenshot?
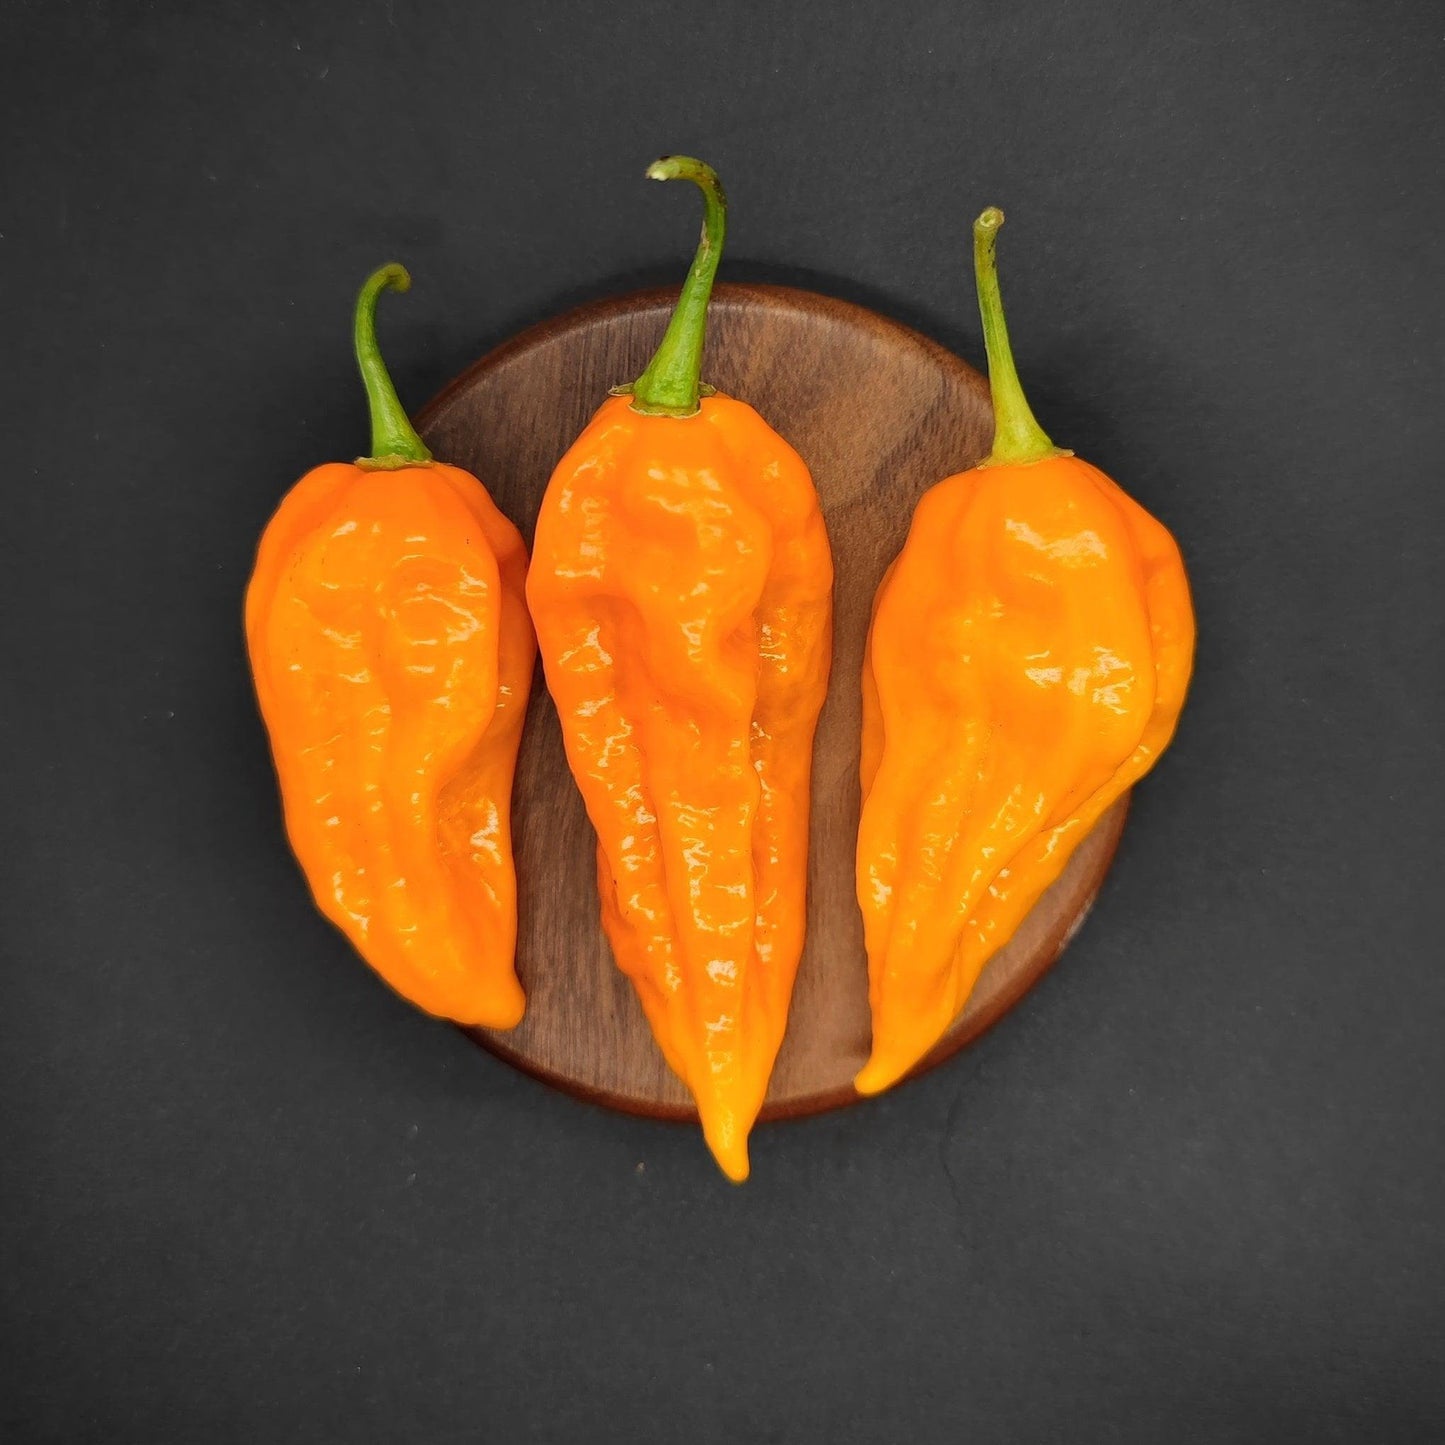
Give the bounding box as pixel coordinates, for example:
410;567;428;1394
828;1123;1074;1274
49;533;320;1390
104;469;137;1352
416;284;1129;1121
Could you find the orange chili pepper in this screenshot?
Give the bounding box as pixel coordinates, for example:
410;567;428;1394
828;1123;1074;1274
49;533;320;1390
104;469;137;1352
855;209;1195;1095
245;266;534;1027
527;159;834;1180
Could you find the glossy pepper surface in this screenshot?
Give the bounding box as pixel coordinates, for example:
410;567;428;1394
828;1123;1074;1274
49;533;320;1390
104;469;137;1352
527;159;834;1180
855;209;1195;1096
245;266;534;1027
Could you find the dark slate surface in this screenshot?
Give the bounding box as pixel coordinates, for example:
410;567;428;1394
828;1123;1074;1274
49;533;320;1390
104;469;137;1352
1;1;1441;1439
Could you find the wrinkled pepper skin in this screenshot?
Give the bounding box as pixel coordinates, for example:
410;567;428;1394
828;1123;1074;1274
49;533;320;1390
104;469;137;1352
855;210;1195;1096
245;266;534;1028
527;159;834;1180
531;394;832;1177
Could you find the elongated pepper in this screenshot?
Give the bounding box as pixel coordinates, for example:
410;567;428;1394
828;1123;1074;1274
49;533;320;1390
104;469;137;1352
855;209;1195;1095
245;266;535;1026
527;158;834;1180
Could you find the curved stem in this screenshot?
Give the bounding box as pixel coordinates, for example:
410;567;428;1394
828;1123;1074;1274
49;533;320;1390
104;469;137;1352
630;156;727;417
973;208;1058;467
354;263;432;467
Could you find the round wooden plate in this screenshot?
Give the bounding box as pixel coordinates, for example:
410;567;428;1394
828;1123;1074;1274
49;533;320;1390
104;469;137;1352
417;284;1128;1122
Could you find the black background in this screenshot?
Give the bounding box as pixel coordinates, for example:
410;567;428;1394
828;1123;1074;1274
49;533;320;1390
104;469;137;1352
2;1;1442;1440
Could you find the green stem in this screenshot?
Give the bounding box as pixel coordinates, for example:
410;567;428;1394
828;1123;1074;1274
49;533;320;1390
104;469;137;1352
630;156;727;417
973;208;1059;467
353;263;432;468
